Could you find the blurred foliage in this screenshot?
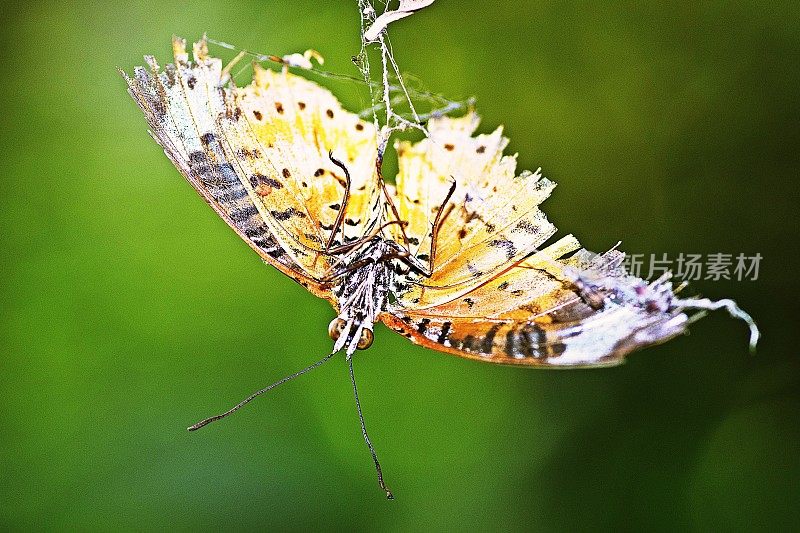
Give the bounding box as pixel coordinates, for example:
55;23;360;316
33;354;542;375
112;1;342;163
1;0;798;530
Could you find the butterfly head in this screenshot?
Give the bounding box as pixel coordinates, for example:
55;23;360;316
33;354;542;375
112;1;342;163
328;317;374;350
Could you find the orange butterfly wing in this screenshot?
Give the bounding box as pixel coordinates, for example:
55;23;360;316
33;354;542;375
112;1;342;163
382;114;690;366
123;38;382;302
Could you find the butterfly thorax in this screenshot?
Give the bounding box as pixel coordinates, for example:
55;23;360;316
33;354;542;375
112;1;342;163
327;237;410;357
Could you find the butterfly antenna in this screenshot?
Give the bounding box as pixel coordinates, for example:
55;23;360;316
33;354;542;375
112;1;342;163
187;352;337;431
348;356;394;499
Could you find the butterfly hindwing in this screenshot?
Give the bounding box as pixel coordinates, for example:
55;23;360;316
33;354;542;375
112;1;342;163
383;249;689;367
381;306;688;367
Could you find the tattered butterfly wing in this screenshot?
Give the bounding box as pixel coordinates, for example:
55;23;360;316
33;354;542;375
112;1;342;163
122;38;381;297
390;112;558;308
220;61;382;259
381;306;688;367
122;38;330;297
382;249;690;367
383;115;695;365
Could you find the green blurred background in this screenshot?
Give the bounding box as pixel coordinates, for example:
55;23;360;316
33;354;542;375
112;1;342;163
2;1;798;530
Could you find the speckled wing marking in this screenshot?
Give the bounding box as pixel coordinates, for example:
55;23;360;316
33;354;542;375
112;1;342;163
220;60;381;257
122;37;379;291
390;112;557;308
122;39;327;296
382;249;689;367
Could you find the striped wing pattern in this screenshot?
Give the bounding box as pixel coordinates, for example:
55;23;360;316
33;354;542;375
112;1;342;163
122;37;380;299
384;249;688;367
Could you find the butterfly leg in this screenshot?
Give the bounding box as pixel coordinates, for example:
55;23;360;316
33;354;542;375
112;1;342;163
376;155;412;248
326;220;409;257
320;257;377;283
389;180;456;278
325;151;352;252
425;179;457;276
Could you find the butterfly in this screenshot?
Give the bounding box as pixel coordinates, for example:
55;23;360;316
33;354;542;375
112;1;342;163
122;37;758;498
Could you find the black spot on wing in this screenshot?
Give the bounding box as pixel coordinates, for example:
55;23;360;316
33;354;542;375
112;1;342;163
479;324;502;354
505;329;517;357
547;341;567;357
437;322;452;344
516;325;535;358
460;335;476;351
523;323;547;359
189;151;208;164
270;207;307;221
249;173;283;189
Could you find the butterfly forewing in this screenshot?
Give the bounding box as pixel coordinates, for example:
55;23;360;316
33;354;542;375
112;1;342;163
390;113;561;308
219;63;382;260
123;40;329;293
123;37;382;297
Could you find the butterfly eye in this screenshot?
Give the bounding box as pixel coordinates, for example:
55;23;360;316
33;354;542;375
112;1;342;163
328;318;347;340
357;328;374;350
